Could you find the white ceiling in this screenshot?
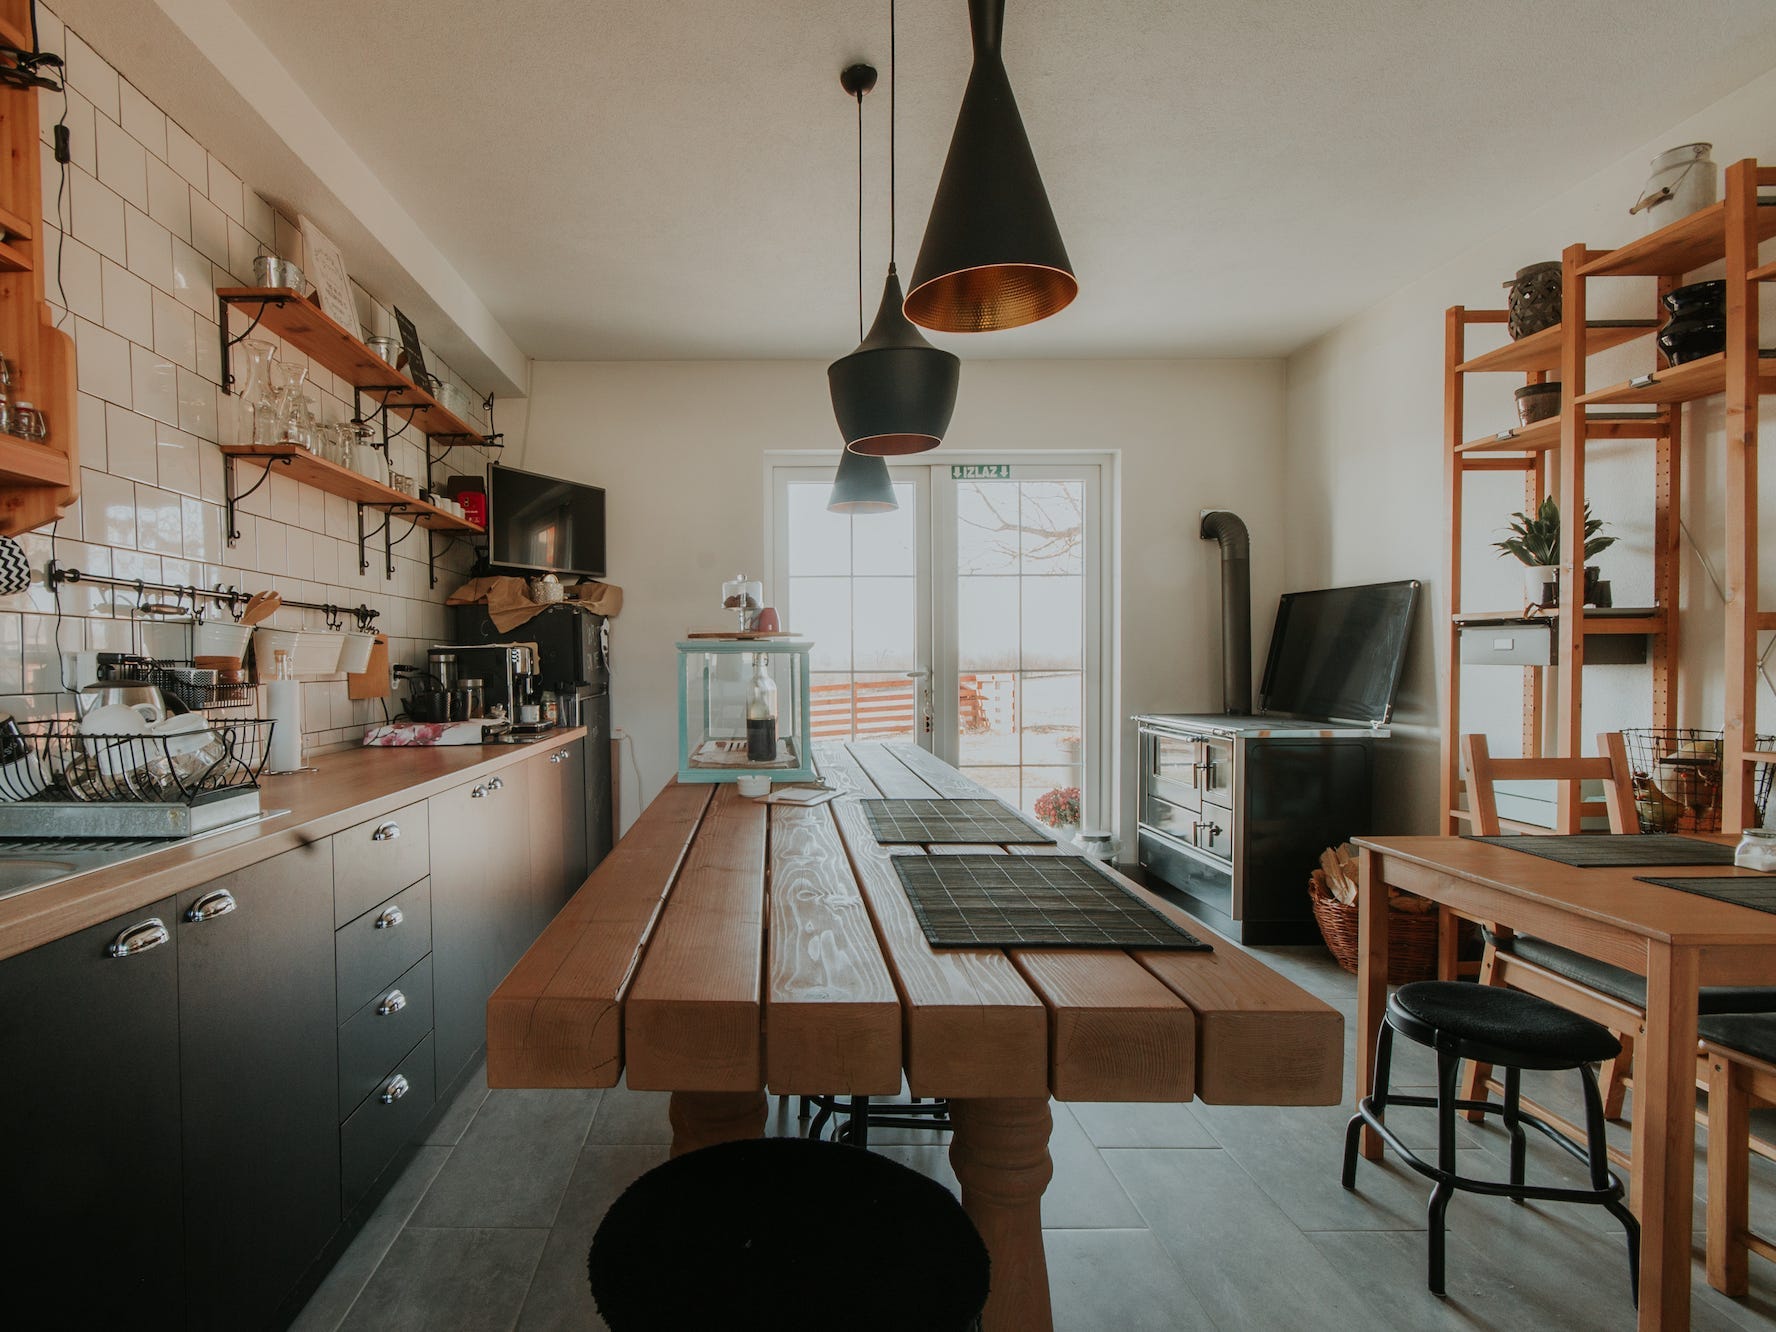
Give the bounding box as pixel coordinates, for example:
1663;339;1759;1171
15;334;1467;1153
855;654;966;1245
219;0;1776;362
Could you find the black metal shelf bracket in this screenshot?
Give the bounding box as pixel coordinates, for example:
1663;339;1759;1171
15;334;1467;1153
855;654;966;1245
216;293;287;395
223;455;292;546
424;528;478;590
356;503;389;575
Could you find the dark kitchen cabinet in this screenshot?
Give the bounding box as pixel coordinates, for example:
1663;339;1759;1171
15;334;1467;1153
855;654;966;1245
177;842;339;1329
529;737;589;929
431;766;535;1088
0;901;184;1322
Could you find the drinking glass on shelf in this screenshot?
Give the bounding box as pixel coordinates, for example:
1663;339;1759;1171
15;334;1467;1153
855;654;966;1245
241;340;279;445
12;401;45;442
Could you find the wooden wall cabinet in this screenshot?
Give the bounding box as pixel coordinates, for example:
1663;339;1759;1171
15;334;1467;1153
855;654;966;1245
0;2;80;535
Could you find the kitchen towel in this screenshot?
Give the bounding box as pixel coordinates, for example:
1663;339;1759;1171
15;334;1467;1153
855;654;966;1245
448;576;624;632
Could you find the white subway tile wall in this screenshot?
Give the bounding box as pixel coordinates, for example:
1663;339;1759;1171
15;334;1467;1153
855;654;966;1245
10;5;496;754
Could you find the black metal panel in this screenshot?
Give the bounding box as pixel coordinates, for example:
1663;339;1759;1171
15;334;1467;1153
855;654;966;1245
1136;829;1233;919
1238;737;1375;930
0;899;184;1321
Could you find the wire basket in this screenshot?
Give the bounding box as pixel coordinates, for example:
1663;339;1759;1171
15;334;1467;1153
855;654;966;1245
0;718;275;804
1618;728;1776;832
99;657;255;711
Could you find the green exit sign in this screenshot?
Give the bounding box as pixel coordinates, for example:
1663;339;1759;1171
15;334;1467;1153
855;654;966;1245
950;464;1011;480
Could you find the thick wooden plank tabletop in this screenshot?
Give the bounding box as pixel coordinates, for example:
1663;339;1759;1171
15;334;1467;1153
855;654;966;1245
488;742;1341;1109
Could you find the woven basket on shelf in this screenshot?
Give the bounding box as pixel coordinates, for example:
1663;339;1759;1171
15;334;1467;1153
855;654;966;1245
1308;876;1442;983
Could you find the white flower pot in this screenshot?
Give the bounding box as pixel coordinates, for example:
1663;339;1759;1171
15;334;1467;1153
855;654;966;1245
1524;565;1558;605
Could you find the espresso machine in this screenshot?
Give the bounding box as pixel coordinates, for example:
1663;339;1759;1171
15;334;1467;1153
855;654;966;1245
417;643;543;726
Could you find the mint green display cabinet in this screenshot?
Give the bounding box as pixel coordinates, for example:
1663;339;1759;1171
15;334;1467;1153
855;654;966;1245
675;639;815;785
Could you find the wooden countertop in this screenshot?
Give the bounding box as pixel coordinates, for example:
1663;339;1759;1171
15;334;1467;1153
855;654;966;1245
0;728;588;962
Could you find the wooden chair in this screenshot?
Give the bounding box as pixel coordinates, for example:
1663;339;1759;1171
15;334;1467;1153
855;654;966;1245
1456;732;1643;1137
1458;733;1776;1156
1703;1018;1776;1295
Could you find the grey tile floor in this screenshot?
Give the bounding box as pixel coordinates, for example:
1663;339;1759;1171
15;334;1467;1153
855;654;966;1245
294;946;1776;1331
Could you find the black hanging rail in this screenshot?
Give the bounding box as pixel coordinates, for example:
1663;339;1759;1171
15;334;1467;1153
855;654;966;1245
46;562;381;631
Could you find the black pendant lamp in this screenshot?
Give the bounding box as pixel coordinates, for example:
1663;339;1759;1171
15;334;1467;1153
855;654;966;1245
904;0;1076;333
828;5;960;456
828;445;899;513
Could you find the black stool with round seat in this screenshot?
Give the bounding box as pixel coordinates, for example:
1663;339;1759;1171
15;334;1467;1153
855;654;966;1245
1342;980;1640;1302
588;1135;990;1331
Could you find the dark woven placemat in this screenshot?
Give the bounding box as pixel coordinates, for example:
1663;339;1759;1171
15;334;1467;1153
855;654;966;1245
889;854;1210;950
1465;834;1736;868
1634;874;1776;914
863;798;1056;845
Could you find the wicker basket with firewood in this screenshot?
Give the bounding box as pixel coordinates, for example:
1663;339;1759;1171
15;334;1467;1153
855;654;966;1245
1307;843;1443;983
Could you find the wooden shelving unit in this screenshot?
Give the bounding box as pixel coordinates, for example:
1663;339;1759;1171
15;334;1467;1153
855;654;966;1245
0;2;79;534
1441;157;1776;833
215;284;499;586
219;445;483;532
215;288;491;443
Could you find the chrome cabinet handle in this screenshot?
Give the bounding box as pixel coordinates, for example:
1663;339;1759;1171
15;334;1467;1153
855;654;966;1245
380;1074;410;1104
471;784;487;798
548;753;562;764
488;776;504;791
108;918;170;958
376;989;407;1016
374;905;405;930
371;822;401;842
184;889;237;924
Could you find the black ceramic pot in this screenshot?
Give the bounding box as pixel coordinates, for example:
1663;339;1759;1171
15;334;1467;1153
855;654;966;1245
1662;279;1726;319
1658;314;1727;364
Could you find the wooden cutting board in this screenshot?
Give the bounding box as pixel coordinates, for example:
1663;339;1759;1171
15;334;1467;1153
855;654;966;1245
685;629;795;639
347;633;390;700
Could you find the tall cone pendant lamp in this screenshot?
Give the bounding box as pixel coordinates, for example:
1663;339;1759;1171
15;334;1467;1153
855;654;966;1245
829;4;960;456
905;0;1076;332
828;444;899;513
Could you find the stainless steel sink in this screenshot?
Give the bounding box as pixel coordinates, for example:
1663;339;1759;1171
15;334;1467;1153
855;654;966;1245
0;859;80;896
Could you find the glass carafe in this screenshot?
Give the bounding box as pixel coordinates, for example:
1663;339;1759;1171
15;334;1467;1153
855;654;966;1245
240;340;278;444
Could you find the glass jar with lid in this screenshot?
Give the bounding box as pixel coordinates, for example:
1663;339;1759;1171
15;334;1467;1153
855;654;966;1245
1735;828;1776;872
721;573;763;632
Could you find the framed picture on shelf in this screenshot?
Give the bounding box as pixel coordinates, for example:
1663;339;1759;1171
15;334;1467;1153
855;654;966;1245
392;306;428;385
298;216;359;339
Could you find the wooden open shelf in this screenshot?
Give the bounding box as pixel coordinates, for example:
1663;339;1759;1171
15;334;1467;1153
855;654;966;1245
221;444;484;532
1751;258;1776;283
1455;411;1665;455
0;433;71;488
217;288;489;442
1578;198;1776;278
1456;320;1657;375
0;200;32;243
0;238;32;273
1575;351;1776;406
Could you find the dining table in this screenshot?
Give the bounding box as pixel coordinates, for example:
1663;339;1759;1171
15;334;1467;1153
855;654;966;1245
488;741;1344;1332
1353;832;1776;1332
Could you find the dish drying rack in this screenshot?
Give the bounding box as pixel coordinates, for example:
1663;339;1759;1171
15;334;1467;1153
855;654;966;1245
96;654;257;711
0;718;276;839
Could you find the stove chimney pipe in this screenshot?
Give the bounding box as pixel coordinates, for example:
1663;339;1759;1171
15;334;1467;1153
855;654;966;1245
1199;510;1252;715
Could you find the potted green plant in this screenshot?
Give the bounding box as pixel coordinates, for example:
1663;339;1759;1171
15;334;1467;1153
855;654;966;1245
1493;497;1616;606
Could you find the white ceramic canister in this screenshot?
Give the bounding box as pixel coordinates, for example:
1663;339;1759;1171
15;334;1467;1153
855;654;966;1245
1631;143;1718;236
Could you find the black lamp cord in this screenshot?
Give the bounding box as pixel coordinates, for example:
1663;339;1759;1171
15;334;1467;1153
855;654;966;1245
889;0;896;265
854;83;864;341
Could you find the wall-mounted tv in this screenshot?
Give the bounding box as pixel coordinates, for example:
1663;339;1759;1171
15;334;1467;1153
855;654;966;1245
486;464;606;578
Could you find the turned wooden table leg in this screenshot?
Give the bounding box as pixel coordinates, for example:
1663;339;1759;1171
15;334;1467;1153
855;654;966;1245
668;1089;768;1157
949;1097;1055;1332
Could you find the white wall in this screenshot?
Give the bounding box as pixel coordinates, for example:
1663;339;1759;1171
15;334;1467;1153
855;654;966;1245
1285;66;1776;834
521;358;1286;844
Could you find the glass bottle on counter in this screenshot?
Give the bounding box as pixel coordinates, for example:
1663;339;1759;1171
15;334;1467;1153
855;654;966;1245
745;653;778;762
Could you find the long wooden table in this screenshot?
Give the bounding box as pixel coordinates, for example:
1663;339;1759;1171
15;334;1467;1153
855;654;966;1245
1354;834;1776;1331
489;742;1343;1331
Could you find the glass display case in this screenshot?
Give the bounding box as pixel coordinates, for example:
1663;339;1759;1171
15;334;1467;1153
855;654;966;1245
676;639;815;784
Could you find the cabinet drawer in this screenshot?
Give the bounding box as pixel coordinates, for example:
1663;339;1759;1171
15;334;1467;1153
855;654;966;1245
333;801;430;926
341;1033;435;1212
339;954;434;1119
336;880;431;1017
